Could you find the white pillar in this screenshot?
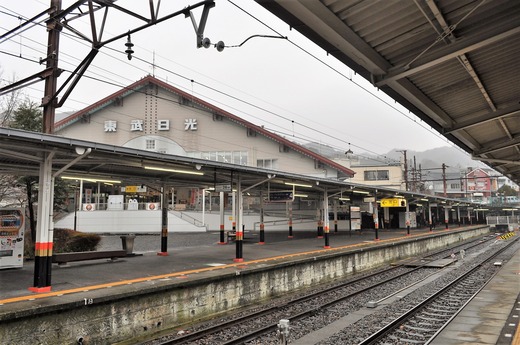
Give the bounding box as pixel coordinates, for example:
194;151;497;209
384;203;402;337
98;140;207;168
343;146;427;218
202;189;206;226
232;191;236;231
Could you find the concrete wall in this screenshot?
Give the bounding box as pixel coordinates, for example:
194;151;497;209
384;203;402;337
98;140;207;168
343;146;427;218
55;210;205;233
54;210;351;233
0;226;490;344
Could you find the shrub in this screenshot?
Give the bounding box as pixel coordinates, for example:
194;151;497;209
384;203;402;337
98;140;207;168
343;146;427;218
24;228;101;258
53;228;100;253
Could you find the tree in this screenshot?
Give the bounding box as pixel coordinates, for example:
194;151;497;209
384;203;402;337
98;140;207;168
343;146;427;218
10;100;43;131
497;184;517;197
7;100;72;243
8;100;43;241
0;71;22;127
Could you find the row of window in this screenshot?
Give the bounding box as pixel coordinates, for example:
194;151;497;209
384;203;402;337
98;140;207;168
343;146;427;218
364;170;389;181
257;159;278;169
186;151;249;165
148;147;279;169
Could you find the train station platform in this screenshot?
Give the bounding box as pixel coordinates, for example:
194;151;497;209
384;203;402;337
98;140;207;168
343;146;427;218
0;225;517;344
0;226;467;301
430;243;520;345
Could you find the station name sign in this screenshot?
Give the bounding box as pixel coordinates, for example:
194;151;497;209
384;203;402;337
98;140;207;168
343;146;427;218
380;198;406;207
123;185;147;193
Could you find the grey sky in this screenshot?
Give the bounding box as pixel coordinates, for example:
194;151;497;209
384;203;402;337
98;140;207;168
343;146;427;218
0;0;456;156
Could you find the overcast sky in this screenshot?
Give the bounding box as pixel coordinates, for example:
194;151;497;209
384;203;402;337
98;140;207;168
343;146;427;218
0;0;459;158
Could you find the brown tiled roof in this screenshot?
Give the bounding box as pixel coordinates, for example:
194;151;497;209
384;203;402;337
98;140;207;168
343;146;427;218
55;75;355;177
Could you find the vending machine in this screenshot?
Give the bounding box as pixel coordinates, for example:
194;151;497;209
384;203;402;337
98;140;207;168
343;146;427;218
0;208;25;269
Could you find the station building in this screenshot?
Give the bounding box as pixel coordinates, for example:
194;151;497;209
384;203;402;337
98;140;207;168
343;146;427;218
54;75;355;228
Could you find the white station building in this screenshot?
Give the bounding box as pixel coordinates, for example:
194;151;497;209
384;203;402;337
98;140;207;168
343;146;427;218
54;75;355;233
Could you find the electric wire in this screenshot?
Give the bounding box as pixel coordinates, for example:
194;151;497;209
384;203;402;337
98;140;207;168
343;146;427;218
1;1;468;161
227;0;469;156
0;2;414;157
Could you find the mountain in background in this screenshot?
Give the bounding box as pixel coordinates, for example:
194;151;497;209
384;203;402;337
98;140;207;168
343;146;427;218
302;142;487;175
383;146;486;173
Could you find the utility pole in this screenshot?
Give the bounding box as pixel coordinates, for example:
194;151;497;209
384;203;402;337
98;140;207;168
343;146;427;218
442;163;447;197
404;150;408;191
42;0;61;134
400;150;409;191
412;155;417;192
418;163;423;191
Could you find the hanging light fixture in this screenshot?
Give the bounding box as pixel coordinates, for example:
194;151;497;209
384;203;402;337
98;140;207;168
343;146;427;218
345;143;353;155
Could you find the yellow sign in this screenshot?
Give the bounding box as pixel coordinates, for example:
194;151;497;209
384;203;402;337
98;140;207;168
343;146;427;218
125;185;137;193
380;198;406;207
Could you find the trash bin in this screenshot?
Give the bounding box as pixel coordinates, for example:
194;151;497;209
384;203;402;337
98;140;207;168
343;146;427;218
120;234;136;255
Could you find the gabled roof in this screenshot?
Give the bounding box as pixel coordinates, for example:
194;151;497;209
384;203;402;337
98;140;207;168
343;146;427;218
55;75;355;177
466;167;490;177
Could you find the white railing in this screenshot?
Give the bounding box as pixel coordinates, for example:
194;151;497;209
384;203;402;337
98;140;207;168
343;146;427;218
486;215;519;225
169;210;206;228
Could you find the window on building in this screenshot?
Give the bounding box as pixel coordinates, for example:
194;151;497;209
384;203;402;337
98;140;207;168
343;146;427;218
187;151;248;165
364;170;389;181
450;183;460;189
233;151;247;165
145;139;156;150
257;159;278;169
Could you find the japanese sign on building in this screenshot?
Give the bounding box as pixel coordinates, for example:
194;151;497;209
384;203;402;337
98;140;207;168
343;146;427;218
104;119;173;132
184;118;198;131
380;198;407;207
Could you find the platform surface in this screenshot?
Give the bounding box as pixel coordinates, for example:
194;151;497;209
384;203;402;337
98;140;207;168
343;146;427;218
0;226;518;345
430;245;520;345
1;227;435;301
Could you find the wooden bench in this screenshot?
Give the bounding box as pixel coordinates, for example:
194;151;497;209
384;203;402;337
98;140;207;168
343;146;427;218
52;250;127;266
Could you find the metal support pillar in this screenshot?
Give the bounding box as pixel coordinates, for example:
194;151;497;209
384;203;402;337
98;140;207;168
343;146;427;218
333;199;338;233
317;205;323;238
406;201;410;236
202;188;206;225
219;191;225;244
30;152;55;292
288;202;293;238
157;184;169;256
373;193;379;241
457;206;461;227
444;207;449;229
232;191;236;232
428;203;433;231
259;191;265;244
234;176;243;262
323;190;330;249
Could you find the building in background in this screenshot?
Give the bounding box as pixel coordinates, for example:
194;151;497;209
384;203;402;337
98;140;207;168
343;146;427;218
343;155;405;190
55;75;355;210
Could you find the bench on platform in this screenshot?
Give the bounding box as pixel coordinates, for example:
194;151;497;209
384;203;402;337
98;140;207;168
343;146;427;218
52;250;127;266
226;231;236;243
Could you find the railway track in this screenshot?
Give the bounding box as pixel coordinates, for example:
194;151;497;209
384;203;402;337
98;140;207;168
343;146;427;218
141;235;504;345
157;266;436;344
356;237;519;345
321;237;519;345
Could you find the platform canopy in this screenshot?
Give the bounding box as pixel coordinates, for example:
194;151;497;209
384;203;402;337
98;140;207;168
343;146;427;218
0;127;482;207
256;0;520;184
